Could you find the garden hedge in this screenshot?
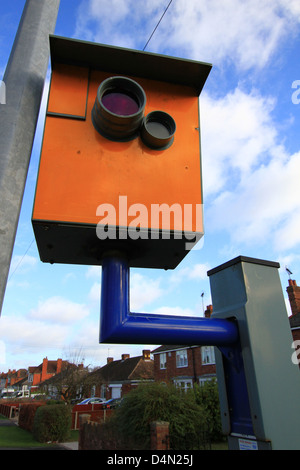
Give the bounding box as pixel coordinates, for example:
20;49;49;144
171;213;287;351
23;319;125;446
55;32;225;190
32;404;72;443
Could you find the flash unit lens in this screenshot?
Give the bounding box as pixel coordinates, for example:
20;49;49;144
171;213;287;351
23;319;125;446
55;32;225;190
141;111;176;150
92;76;146;141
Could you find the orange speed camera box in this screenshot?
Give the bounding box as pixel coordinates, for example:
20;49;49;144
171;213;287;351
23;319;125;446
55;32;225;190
32;36;211;269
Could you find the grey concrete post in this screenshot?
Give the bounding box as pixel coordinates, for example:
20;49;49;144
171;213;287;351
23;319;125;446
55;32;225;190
0;0;60;314
208;256;300;450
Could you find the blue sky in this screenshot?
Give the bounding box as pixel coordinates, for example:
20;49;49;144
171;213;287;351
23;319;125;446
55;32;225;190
0;0;300;371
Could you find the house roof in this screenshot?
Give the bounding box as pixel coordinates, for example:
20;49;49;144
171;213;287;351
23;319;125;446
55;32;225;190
91;355;154;383
39;363;85;386
31;360;69;374
151;345;199;354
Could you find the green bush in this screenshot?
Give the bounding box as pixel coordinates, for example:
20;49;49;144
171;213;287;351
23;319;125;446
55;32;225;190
112;382;208;450
192;380;223;442
32;404;71;443
46;399;65;405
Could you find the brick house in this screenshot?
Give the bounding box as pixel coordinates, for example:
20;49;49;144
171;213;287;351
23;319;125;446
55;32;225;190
28;357;69;392
151;305;216;390
152;344;216;390
89;350;154;400
152;279;300;388
287;279;300;343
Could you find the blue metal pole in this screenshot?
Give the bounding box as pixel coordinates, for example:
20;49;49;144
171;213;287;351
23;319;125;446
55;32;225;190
100;254;239;346
100;253;255;438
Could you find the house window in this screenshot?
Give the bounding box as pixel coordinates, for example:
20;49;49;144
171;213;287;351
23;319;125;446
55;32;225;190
100;384;107;399
174;379;193;391
176;349;188;368
160;353;167;369
110;384;122;399
201;346;215;365
199;377;216;386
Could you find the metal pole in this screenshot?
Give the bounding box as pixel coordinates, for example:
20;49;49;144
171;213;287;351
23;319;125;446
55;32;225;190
0;0;60;315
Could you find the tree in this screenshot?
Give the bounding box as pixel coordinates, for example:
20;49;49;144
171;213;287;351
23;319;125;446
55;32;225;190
40;349;94;403
41;363;90;403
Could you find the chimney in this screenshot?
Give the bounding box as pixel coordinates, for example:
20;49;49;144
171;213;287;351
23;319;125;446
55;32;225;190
142;350;151;360
56;358;62;374
107;357;114;364
287;280;300;316
42;357;48;380
122;354;130;360
204;304;213;318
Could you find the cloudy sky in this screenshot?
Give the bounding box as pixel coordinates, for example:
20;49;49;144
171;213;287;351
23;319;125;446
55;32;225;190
0;0;300;371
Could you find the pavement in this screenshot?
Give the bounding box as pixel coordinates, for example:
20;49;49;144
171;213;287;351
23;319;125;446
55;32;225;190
0;417;78;450
58;441;79;450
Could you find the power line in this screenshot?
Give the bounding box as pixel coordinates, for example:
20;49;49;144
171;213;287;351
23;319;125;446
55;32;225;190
143;0;173;51
8;238;34;281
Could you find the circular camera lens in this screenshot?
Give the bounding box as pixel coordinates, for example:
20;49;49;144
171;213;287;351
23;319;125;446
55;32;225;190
102;91;140;116
141;111;176;150
92;76;146;141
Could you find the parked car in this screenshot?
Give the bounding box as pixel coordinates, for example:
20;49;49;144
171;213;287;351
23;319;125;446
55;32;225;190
0;388;14;399
70;397;83;404
14;390;30;398
78;397;106;405
102;398;123;409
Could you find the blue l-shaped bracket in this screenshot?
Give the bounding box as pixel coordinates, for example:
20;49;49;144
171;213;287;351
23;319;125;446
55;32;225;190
100;253;238;346
99;253;254;436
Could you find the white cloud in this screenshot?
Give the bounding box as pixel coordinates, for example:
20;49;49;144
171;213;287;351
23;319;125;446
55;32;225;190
74;0;164;48
130;272;163;311
75;0;300;70
0;315;68;353
29;296;90;324
207;147;300;249
201;88;277;197
88;281;101;303
187;263;211;280
170;263;211;285
155;0;300;68
274;206;300;251
86;266;101;279
153;306;196;317
198;81;300;252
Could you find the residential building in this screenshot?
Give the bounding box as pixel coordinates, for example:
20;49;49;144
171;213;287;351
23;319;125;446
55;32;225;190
152;344;216;390
39;362;86;401
89;350;154;400
152;305;216;389
1;277;299;398
287;279;300;343
28;357;66;392
0;358;72;396
152;278;300;388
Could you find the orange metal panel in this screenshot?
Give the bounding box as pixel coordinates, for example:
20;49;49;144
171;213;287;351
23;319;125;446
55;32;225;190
47;63;89;117
33;70;202;233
